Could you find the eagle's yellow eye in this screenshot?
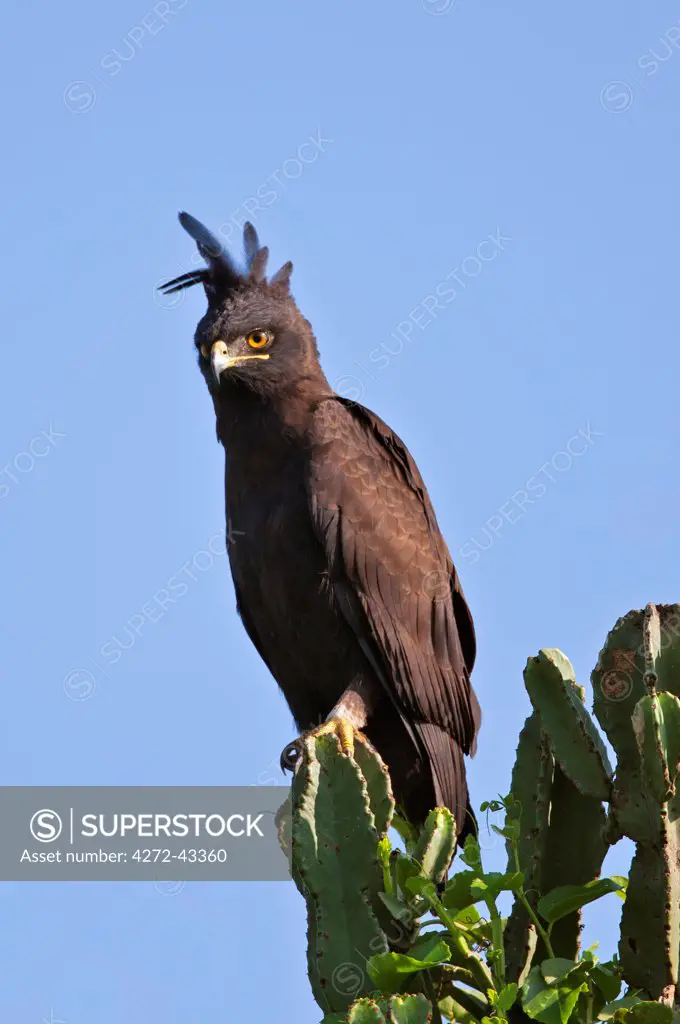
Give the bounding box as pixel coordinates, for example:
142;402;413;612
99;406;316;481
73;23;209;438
247;330;272;350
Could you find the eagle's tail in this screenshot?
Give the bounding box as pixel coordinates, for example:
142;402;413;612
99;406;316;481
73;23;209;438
410;722;476;844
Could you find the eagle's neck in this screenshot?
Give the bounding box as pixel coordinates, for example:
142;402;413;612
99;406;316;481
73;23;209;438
213;376;331;453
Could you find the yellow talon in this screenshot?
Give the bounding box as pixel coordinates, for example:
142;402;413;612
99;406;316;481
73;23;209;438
280;715;365;773
310;716;356;756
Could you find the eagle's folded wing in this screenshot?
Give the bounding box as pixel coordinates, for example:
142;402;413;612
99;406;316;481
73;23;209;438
306;397;480;755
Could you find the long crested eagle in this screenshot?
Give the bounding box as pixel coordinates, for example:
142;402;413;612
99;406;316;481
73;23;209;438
160;213;481;836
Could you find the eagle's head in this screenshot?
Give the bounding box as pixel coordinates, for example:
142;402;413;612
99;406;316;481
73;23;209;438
160;213;328;409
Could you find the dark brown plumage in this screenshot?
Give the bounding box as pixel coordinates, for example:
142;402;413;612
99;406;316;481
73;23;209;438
161;213;481;835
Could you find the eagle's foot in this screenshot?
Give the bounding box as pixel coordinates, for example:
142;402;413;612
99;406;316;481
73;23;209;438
280;715;360;774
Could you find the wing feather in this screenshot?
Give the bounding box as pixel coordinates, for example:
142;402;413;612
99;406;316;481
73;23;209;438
306;397;480;754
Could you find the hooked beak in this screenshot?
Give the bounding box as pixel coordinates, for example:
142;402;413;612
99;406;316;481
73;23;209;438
210;340;270;383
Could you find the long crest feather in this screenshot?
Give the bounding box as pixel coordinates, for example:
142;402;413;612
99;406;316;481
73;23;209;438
270;260;293;293
158;269;207;295
249;246;269;283
243;222;260;265
158;211;294;297
179;212;225;263
244;222;270;283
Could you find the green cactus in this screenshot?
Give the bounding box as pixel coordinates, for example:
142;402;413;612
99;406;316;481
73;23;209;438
346;1002;386;1024
505;659;608;976
523;649;613;800
622;835;679;1003
291;731;393;1014
291;601;680;1017
348;999;385;1024
514;603;680;1001
591;607;659;843
383;994;433;1023
411;808;456;885
633;690;680;804
614;605;680;999
538;764;607;960
504;710;553;983
345;994;433;1024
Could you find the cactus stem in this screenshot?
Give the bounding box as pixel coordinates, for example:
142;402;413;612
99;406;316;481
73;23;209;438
510;841;555;959
423;975;444;1024
488;904;506;986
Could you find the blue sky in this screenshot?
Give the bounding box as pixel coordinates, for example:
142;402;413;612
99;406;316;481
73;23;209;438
2;1;680;1020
